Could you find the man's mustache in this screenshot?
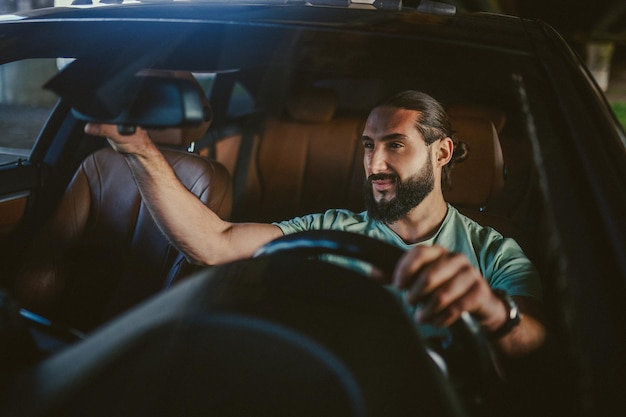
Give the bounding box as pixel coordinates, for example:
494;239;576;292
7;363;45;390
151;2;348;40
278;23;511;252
367;173;398;183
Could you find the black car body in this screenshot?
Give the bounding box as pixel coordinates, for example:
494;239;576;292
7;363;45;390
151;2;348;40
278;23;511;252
0;1;625;416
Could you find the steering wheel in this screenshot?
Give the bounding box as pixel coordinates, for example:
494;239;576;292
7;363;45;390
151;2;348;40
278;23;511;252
255;229;404;276
256;230;506;412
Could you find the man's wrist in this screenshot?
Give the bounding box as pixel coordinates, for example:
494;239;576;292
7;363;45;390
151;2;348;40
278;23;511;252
486;289;521;340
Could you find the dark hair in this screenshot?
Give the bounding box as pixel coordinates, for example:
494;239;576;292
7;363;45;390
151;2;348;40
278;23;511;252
375;90;468;190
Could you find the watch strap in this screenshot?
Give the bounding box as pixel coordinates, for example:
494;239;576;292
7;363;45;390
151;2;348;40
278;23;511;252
487;289;521;340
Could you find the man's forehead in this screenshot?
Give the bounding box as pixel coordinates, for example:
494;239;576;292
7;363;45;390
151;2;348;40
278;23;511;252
363;106;422;138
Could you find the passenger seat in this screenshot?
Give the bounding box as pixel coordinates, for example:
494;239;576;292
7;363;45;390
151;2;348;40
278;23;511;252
14;72;232;332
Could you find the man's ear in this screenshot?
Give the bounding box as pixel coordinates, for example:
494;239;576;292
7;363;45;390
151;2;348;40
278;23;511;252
435;137;454;167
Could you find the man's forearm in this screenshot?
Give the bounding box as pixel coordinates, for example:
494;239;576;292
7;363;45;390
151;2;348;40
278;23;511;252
121;144;232;265
85;124;237;265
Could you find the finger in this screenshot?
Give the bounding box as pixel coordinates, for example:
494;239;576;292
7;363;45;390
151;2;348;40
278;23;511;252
421;281;485;327
392;245;448;289
84;122;103;136
369;265;387;284
84;123;117;138
415;271;479;326
403;251;471;303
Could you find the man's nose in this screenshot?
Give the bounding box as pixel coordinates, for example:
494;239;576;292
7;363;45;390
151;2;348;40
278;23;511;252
367;145;388;173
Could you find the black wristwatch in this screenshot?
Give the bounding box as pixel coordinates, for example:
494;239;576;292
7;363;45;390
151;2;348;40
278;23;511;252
487;289;521;340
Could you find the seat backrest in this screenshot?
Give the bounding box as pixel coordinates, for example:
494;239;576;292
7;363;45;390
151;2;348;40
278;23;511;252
206;87;365;222
444;115;505;211
447;103;507;135
445;109;536;260
14;73;232;331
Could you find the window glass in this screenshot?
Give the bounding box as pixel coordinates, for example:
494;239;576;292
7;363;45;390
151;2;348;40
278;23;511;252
193;72;216;97
228;81;255;118
0;58;59;164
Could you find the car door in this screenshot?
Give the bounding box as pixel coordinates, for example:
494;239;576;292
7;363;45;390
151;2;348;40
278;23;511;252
0;58;105;289
0;59;57;268
522;20;626;417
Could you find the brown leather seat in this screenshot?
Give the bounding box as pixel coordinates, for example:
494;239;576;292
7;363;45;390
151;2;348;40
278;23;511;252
15;73;233;332
447;104;507;135
446;103;534;216
444;115;505;211
207;87;365;222
445;113;535;260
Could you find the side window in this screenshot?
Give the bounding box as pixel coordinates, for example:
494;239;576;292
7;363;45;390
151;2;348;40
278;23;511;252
0;58;59;164
227;81;255;118
193;72;216;98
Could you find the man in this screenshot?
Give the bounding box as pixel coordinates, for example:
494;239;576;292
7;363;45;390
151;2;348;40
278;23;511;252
85;90;546;358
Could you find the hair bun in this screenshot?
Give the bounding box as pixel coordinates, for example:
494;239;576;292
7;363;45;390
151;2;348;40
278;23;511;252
453;140;469;163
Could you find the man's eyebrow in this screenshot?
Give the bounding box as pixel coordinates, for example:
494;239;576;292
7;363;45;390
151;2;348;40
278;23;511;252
361;133;409;141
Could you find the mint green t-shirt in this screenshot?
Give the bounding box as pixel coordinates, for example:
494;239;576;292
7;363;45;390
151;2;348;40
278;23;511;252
274;204;541;301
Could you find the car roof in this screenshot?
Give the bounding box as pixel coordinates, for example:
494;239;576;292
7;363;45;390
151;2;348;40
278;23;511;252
0;1;539;62
1;0;551;118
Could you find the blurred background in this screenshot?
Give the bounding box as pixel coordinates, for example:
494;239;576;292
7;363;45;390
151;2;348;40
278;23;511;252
423;0;626;127
1;0;625;127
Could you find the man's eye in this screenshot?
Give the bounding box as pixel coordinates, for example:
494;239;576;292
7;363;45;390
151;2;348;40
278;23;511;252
363;142;374;149
389;142;403;149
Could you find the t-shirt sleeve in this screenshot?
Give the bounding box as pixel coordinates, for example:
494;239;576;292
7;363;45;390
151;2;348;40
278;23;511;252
273;209;363;235
273;213;327;235
481;235;543;302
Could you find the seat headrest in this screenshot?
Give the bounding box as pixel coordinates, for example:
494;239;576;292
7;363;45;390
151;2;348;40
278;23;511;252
446;104;507;134
143;70;212;147
285;87;338;123
444;115;505;210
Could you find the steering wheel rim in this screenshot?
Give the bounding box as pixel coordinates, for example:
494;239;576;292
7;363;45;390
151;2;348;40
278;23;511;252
254;230;404;278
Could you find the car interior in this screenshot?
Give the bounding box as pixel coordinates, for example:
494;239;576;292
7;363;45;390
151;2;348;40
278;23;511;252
0;11;589;417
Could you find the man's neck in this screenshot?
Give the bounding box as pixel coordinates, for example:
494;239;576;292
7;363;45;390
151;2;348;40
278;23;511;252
387;195;449;244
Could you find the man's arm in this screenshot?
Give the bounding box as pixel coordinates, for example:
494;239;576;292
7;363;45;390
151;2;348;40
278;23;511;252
85;123;282;265
392;245;547;358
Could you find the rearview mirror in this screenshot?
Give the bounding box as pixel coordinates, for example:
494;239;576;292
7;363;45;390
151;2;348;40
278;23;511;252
71;76;212;135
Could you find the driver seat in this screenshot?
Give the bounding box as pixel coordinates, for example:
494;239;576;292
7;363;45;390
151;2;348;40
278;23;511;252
14;73;232;332
445;112;535;261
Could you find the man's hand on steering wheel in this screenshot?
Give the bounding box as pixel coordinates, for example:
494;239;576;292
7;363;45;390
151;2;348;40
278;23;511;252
392;245;509;336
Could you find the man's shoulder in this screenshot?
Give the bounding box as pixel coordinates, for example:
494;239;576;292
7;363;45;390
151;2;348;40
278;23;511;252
446;205;535;258
437;204;522;260
293;208;369;225
317;209;380;232
322;208;369;222
445;205;506;240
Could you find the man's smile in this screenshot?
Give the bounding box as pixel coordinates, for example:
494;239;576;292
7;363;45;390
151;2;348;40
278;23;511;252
368;173;397;195
372;179;394;193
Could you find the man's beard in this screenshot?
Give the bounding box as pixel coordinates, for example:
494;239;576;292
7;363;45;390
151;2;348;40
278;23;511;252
364;158;434;224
